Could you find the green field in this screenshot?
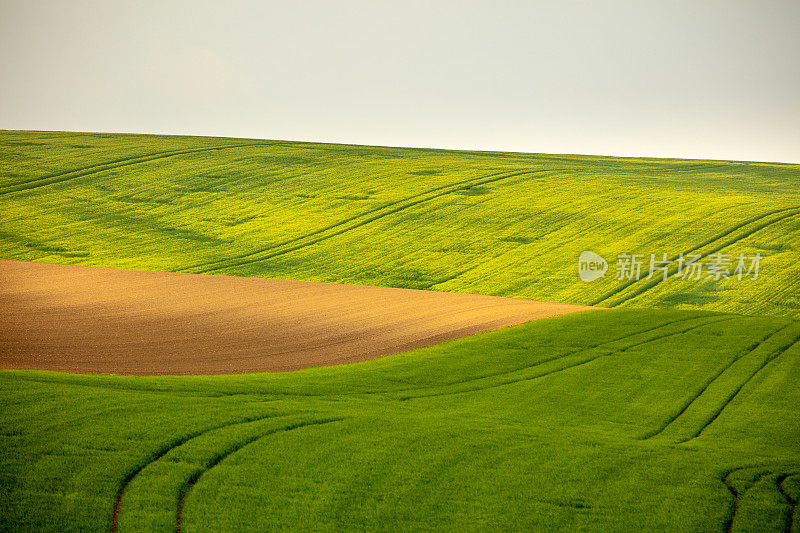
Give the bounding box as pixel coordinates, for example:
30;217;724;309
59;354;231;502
1;130;798;318
2;309;799;532
1;131;799;531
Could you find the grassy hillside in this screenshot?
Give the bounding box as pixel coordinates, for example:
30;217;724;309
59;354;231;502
1;130;798;318
1;309;798;531
2;131;799;531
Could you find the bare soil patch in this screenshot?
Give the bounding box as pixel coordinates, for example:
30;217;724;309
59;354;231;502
0;260;597;374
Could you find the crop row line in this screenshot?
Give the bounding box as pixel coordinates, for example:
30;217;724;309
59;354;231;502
179;168;519;271
400;315;736;401
184;169;553;274
375;314;712;397
175;418;343;533
721;467;798;533
640;321;797;441
590;206;800;308
682;328;800;444
0;142;274;196
109;411;283;532
722;468;768;533
424;197;614;290
777;473;799;533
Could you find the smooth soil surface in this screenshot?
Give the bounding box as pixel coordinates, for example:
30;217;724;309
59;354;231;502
0;259;596;374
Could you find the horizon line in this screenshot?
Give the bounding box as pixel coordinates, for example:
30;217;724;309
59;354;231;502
2;128;798;166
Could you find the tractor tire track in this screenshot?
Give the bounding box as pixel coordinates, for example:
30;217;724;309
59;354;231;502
722;469;769;533
373;315;713;397
187;169;553;274
721;468;798;533
174;418;343;533
682;330;800;443
777;474;798;533
1;148;195;192
605;210;800;309
613;316;739;353
1;142;273;196
109;412;283;533
590;206;800;308
401;316;735;401
640;321;795;440
722;470;740;533
181;168;521;272
423;197;611;290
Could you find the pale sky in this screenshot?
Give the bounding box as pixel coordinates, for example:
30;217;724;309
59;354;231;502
1;0;798;163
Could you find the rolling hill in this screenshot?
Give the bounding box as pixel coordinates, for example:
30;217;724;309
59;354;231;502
1;309;798;531
1;130;798;318
1;130;798;532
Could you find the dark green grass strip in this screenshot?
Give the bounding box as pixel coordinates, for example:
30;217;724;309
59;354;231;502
640;321;796;440
186;169;554;273
590;206;800;307
402;315;737;401
682;332;800;444
721;469;769;533
776;474;798;533
376;314;710;397
721;470;739;533
174;418;343;533
721;469;798;533
0;143;273;196
109;412;282;533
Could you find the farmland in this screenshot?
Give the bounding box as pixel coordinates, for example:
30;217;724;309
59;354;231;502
1;309;799;531
0;259;592;374
1;131;798;318
1;130;799;531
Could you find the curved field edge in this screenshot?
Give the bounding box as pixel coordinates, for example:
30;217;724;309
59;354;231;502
0;259;596;375
1;130;798;319
1;309;798;531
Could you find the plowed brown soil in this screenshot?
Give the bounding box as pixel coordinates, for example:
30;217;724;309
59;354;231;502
0;260;597;374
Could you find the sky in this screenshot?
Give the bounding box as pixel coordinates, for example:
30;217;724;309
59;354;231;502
1;0;798;163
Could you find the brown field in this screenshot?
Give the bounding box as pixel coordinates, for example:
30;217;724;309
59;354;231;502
0;260;597;375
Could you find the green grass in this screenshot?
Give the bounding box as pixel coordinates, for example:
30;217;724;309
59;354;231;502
1;309;799;531
1;130;798;318
2;131;799;530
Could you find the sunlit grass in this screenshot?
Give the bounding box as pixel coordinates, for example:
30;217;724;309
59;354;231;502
1;130;798;318
1;310;798;531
